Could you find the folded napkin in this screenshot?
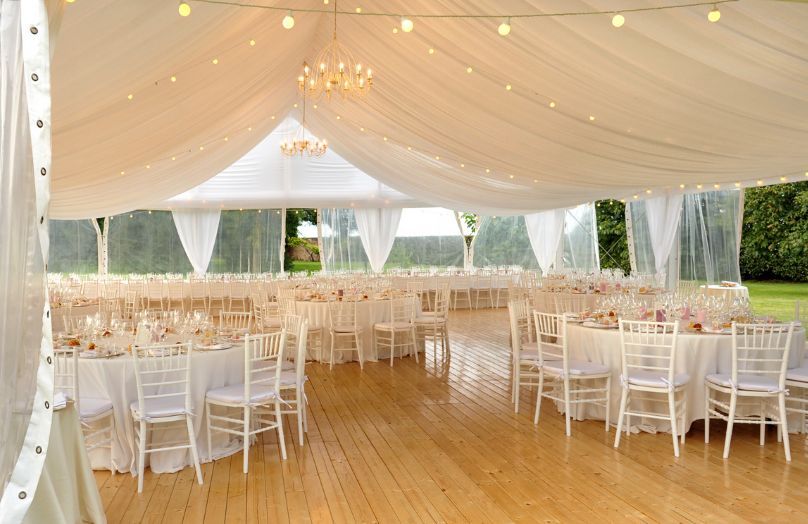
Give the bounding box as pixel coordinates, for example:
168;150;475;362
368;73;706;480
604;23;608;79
53;391;68;411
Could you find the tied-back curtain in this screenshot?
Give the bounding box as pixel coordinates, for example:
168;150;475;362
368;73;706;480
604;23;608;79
354;208;403;273
0;0;58;519
525;209;566;272
320;208;369;272
645;195;684;275
172;209;220;275
473;215;539;269
679;190;743;283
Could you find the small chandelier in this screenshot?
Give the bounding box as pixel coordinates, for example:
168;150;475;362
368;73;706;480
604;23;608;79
298;0;372;100
280;94;328;158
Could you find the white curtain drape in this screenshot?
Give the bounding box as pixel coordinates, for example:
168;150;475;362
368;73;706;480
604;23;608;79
0;0;58;520
645;195;684;275
354;208;403;273
171;209;220;275
525;209;566;272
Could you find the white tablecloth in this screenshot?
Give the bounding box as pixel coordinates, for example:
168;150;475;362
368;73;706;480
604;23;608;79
531;291;657;314
563;324;805;433
25;403;106;524
79;346;245;474
701;284;750;301
295;299;422;363
52;303;100;332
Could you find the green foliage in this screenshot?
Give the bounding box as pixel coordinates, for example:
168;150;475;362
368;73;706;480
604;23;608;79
284;208;317;271
740;182;808;282
290;260;322;274
595;200;631;274
287;236;319;261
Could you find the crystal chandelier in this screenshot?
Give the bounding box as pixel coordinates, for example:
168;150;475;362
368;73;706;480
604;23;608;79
298;0;372;100
279;95;328;158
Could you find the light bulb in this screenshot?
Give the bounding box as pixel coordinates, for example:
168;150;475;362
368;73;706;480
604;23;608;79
498;18;511;36
707;6;721;23
282;12;295;29
612;13;625;28
505;84;512;91
401;17;414;33
249;39;256;46
466;66;473;73
170;75;177;82
178;1;191;17
428;48;435;55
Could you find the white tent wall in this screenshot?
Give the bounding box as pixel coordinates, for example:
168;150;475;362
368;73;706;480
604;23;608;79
627;189;745;286
0;0;58;520
387;208;465;269
557;203;601;272
319;208;370;272
48;220;98;274
474;215;540;269
49;1;808;219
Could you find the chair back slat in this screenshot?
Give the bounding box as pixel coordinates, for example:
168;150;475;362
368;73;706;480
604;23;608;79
245;332;285;401
731;323;794;386
533;312;568;370
619;320;679;384
131;341;193;413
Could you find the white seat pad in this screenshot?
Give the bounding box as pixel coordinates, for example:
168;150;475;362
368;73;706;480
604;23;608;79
414;316;446;324
206;383;278;404
333;326;361;333
374;321;412;330
130;396;189;419
80;397;113;419
544;360;610;376
281;361;295;371
706;373;781;392
627;370;690;388
786;367;808;384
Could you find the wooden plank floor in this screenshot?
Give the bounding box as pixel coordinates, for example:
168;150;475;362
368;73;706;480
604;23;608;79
95;308;808;523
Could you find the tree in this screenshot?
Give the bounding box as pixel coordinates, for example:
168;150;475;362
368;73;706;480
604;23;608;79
284;208;317;271
595;200;631;274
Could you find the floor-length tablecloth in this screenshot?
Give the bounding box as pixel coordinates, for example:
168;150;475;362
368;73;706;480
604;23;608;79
563;324;805;433
25;403;106;524
79;346;245;474
295;299;422;363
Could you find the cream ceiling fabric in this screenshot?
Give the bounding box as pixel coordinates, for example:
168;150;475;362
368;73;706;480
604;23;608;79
50;1;808;219
162;117;421;209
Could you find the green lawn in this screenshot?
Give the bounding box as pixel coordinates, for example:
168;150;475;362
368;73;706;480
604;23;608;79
289;261;322;274
745;280;808;323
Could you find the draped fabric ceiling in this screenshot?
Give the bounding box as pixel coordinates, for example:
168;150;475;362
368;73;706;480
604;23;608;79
50;0;808;219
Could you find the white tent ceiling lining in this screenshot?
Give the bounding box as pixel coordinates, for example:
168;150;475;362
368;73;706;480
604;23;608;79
159;117;423;210
49;0;808;219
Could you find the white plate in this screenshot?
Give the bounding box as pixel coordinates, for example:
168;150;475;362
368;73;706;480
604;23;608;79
196;342;233;351
583;321;618;329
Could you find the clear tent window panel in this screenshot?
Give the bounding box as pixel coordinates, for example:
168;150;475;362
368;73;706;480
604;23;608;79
386;208;465;269
209;210;283;274
557;204;601;272
474;215;539;269
108;211;192;274
679;190;743;284
48;219;98;274
320;208;370;272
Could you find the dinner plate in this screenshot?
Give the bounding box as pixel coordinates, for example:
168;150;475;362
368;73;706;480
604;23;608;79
196;342;233;351
582;321;618;329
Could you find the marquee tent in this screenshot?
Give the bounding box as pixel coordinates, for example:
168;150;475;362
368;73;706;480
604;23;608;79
49;0;808;219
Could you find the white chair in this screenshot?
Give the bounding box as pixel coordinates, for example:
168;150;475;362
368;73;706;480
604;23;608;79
278;318;310;446
507;299;541;413
473;275;494;309
167;281;185;312
786;366;808;435
450;276;472;310
229;281;249;312
705;322;795;461
189;280;208;313
220;311;252;332
205;331;288;474
615;320;688;457
415;287;450;359
374;296;418;367
328;300;364;369
53;348;115;473
131;342;203;493
532;312;611;435
207;280;227;316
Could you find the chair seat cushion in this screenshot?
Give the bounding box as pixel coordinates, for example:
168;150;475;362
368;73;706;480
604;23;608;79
206;383;277;405
333;326;361;334
626;370;690;389
786;367;808;383
130;397;189;419
263;319;282;328
414;316;446;324
544;360;610;377
281;361;295;371
80;397;113;419
374;321;412;330
279;370;308;387
706;373;780;392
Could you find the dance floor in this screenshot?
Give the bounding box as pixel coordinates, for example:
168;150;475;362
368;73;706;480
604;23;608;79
94;308;808;523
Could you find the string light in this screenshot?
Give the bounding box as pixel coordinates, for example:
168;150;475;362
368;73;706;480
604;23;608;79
466;66;473;73
498;18;511;36
401;17;414;32
645;189;652;194
170;75;177;82
355;7;362;13
428;47;435;54
780;176;787;182
696;184;703;189
212;58;219;64
612;13;625;28
549;101;556;108
127;94;133;100
714;183;720;189
505;84;512;91
178;1;191;17
756;180;763;185
392;27;398;34
282;11;295;29
249;39;256;46
734;182;741;187
679;184;685;189
588;115;595;121
707;5;721;22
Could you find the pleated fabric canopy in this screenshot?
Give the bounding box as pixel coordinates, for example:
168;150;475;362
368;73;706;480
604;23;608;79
49;0;808;219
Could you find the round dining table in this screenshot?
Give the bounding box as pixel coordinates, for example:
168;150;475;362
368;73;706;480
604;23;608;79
78;343;246;474
561;323;805;433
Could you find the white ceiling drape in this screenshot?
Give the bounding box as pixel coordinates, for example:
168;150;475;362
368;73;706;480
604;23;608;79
354;208;403;273
49;1;808;219
171;209;221;274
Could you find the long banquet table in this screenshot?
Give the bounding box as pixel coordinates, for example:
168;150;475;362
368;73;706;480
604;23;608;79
562;323;806;433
